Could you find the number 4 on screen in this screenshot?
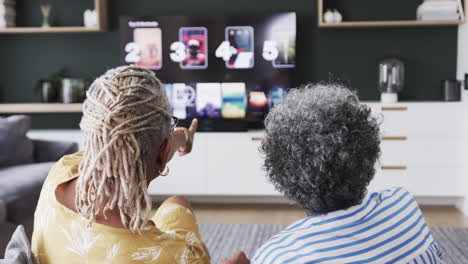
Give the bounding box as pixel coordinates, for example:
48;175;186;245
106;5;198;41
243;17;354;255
215;41;237;62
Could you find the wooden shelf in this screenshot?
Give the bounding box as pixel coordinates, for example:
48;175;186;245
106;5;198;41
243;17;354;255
0;103;82;113
0;0;107;34
319;20;464;28
0;27;103;34
318;0;466;28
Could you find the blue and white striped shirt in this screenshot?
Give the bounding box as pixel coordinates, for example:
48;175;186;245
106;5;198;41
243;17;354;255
252;187;443;264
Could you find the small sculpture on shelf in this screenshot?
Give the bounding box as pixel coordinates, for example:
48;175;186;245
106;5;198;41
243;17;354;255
83;9;97;28
333;9;343;23
0;0;16;28
40;4;51;27
323;9;343;23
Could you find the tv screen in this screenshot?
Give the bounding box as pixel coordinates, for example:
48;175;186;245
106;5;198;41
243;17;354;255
120;13;296;130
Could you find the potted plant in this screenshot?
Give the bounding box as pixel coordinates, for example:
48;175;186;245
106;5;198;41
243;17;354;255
35;72;63;103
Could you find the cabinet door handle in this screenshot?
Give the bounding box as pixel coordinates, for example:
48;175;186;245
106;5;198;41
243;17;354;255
382;136;408;141
251;137;264;141
381;166;407;171
381;106;408;111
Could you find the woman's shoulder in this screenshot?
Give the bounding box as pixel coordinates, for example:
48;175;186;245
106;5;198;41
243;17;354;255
45;151;83;185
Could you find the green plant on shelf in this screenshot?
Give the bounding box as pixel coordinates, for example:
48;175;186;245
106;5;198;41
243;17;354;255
35;71;64;103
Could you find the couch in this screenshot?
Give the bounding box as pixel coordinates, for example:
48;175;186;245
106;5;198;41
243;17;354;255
0;139;78;258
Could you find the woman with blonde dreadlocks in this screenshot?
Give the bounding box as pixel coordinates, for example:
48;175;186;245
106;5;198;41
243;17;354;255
31;66;210;264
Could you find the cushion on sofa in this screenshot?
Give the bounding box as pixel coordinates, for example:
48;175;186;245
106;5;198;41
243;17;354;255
0;222;18;259
0;225;37;264
0;162;54;223
32;140;78;163
0;116;34;168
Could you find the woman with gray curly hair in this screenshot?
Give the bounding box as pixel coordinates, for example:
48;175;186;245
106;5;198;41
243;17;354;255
251;84;442;264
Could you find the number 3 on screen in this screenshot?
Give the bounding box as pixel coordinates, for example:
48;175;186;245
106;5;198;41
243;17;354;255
170;42;186;62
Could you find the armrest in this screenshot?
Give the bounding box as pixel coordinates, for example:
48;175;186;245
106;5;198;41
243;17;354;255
32;139;79;163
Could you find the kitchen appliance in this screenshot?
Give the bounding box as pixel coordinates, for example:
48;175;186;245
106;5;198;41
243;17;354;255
378;58;405;103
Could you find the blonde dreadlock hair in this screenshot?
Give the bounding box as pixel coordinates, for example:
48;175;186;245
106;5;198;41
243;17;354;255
76;66;172;232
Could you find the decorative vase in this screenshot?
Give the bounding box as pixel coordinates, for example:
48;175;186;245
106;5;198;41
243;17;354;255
40;5;51;28
333;9;343;23
42;16;50;27
61;78;85;103
40;81;57;103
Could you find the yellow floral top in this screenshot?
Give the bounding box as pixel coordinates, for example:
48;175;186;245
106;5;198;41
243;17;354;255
31;152;210;264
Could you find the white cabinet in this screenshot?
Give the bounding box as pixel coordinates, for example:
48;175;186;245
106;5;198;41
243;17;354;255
27;102;466;203
204;132;276;195
149;102;465;198
148;137;208;195
368;102;465;197
148;132;278;196
370;166;465;197
376;103;464;137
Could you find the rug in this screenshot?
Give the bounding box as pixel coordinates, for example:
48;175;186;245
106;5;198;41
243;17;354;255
199;224;468;264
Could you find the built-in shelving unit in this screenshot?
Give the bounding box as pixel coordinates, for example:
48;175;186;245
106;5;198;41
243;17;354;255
318;0;466;28
0;103;82;113
320;20;464;28
0;1;107;113
0;26;102;34
0;0;107;34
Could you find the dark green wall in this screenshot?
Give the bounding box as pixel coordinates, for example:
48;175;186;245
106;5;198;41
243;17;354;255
0;0;458;128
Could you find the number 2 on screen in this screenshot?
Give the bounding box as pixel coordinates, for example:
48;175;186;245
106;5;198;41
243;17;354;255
125;42;141;63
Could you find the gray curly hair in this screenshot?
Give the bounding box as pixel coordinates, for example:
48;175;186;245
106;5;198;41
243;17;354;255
261;83;380;213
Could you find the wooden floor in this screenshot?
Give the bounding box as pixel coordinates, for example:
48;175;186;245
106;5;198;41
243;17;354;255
189;204;468;228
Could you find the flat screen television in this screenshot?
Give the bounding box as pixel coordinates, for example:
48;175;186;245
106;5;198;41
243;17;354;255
120;12;296;131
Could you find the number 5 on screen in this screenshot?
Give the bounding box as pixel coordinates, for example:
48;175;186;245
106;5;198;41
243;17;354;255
262;41;279;61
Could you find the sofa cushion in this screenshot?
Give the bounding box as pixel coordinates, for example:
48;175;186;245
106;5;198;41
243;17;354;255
32;140;78;163
0;116;34;168
0;222;18;259
0;225;37;264
0;162;54;223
